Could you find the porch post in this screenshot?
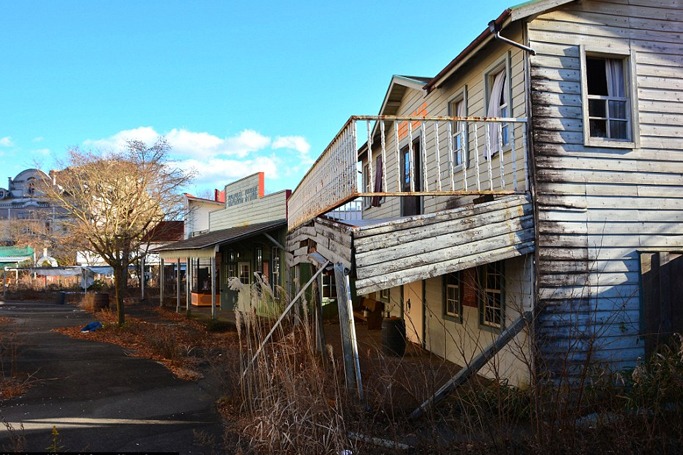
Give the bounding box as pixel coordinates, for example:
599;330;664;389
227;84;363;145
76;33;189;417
210;254;217;319
315;269;326;354
176;257;181;313
185;257;191;312
159;258;165;307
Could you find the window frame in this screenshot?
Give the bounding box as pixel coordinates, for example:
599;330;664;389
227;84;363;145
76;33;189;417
379;288;390;304
444;271;463;322
580;45;639;149
448;88;469;171
478;261;505;331
484;55;512;159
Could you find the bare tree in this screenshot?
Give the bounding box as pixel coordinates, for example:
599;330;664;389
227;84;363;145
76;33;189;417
43;138;191;324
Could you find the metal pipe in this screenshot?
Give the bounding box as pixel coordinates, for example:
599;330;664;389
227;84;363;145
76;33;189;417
488;20;536;55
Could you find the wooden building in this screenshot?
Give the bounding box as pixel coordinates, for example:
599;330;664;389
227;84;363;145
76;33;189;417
287;0;683;385
156;173;290;316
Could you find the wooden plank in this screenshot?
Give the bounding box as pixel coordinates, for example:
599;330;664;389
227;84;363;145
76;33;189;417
355;206;531;253
357;219;535;275
355;241;535;295
354;194;531;238
409;311;532;421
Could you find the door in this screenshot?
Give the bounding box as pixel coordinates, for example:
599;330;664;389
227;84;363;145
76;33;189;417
401;139;422;216
222;261;238;310
403;280;424;345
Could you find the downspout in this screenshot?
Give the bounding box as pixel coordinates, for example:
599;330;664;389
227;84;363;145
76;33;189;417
488;20;536;55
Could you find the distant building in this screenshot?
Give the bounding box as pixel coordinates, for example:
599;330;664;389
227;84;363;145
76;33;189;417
0;169;67;254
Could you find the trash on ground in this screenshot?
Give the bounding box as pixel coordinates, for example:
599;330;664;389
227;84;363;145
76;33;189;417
81;321;103;332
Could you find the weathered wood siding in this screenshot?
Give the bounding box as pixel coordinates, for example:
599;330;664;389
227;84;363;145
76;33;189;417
286;217;353;270
529;0;683;375
210;190;288;231
354;195;535;295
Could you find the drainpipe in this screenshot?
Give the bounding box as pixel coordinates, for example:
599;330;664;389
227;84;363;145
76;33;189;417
488;20;536;55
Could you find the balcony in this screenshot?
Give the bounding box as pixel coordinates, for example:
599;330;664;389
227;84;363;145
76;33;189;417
288;115;529;231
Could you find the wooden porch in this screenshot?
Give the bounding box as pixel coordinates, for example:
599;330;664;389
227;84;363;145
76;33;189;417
288;194;535;295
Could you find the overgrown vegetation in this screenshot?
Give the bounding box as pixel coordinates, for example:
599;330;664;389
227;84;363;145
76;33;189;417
8;285;681;453
229;282;683;454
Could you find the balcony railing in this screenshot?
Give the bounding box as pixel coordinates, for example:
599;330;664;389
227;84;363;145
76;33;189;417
288;115;528;231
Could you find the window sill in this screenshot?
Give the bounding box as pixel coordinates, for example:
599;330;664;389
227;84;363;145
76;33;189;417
444;313;463;324
585;138;635;149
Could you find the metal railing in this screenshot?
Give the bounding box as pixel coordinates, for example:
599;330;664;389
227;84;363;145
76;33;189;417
288;115;528;231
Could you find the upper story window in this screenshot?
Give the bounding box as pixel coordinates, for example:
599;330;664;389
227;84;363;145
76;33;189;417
449;95;467;168
486;63;510;158
363;154;384;209
581;47;638;148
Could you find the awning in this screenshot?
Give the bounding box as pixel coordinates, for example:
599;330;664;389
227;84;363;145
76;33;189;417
154;219;286;260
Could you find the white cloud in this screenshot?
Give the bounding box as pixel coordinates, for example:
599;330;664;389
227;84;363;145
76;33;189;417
84;126;160;152
0;136;13;147
272;135;310;155
84;126;312;193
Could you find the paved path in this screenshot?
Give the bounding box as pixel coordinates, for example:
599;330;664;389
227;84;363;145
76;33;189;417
0;299;224;454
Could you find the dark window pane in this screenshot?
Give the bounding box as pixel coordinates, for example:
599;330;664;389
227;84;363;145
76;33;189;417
589;99;606;117
609;100;627;120
590;119;607;138
586;58;608;95
610;120;628;139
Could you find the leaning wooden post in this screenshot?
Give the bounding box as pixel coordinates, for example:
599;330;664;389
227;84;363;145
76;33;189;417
334;263;363;401
409;311;532;420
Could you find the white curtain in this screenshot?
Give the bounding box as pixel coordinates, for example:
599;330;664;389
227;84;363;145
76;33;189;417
486;70;507;158
605;59;624;97
455;99;466;165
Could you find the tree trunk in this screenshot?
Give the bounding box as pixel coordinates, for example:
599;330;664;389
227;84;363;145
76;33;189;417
113;263;127;325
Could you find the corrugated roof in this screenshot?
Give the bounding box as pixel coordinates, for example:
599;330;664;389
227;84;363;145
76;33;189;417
154;219;286;252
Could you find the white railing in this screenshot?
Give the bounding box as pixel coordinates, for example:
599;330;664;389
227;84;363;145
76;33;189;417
288;115;528;231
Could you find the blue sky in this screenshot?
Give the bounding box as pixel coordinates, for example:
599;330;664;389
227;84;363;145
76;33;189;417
1;0;513;197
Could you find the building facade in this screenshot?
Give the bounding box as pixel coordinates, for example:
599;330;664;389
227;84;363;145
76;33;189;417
286;0;683;385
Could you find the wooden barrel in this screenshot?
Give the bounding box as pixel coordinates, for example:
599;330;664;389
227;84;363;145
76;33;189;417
382;318;406;356
94;293;109;311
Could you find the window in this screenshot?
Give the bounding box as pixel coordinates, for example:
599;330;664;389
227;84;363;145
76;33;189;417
363;154;384;209
486;65;510;158
581;48;637;148
379;288;390;304
478;261;504;329
400;139;422;216
449;96;467;168
444;271;462;321
238;262;250;285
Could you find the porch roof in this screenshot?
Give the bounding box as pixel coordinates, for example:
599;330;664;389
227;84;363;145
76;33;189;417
155;219;286;259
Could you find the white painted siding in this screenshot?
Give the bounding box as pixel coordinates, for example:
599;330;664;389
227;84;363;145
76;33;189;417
210;190;288;230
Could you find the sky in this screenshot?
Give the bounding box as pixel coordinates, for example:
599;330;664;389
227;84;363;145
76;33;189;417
1;0;514;197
